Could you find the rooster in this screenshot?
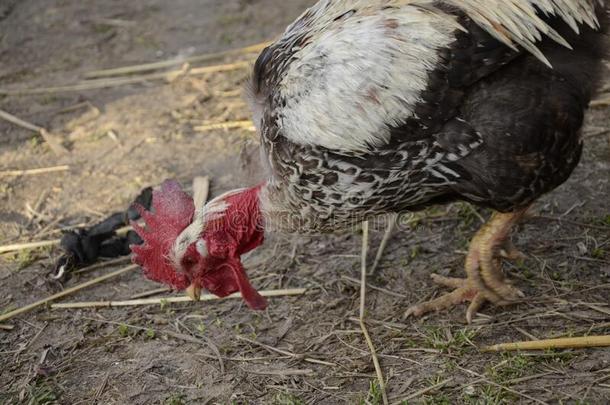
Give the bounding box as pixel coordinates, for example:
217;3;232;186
132;0;608;322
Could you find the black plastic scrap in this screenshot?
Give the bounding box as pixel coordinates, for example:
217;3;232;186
51;187;153;280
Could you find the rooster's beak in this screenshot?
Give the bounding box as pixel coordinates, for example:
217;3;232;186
186;283;201;301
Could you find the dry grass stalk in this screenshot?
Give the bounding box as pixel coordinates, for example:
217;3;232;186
25;189;51;228
0;165;70;177
194;120;255;133
84;41;271;79
359;221;389;405
25;202;52;223
483;335;610;352
244;368;314;376
0;324;15;331
0;239;61;254
0;265;138;323
590;97;610;107
584;128;610;139
360;221;369;320
456;365;549;405
214;89;242;98
0;61;250;96
535;215;610;232
0;77;155;95
236;335;336;367
0;225;134;255
56;101;97;115
393;378;454;404
129;287;171;299
185;60;250;76
38;129;70;156
0;108;42;132
50;288;307;309
370;213;398;276
342;276;407;298
73;257;132;275
0;109;68;155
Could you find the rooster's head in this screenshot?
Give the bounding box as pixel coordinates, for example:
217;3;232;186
131;180;267;309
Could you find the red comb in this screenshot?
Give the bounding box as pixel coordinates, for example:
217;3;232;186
131;180;193;289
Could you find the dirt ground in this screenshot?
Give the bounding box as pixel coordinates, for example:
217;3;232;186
1;1;609;404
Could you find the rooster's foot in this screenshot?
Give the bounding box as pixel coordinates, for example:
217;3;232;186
404;273;523;323
405;209;528;323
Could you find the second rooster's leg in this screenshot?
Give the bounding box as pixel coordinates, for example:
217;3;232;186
405;208;528;323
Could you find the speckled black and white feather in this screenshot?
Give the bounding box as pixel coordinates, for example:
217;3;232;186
246;0;607;233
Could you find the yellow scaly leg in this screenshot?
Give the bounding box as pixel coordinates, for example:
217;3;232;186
405;208;528;323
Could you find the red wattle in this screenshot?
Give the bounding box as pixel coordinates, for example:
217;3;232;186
230;261;267;310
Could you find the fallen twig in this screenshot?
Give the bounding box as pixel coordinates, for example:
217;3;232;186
0;225;133;255
360;221;369;320
342;275;407;298
94;373;110;400
18;322;48;354
90;18;136;28
0;265;138;323
0;61;250;96
534;215;610;232
0;108;44;132
193;120;255;133
591;97;610;107
185;61;250;76
0;324;15;331
84;316;225;372
393;378;454;404
0;165;70;177
370;213;398;276
129;287;171;299
456;365;549;405
84;41;271;79
359;221;389;405
236;335;335;367
504;371;557;386
242;367;314;376
0;239;61;255
73;257;132;275
25;189;52;227
584;128;610;139
51;288;307;309
0;109;68;156
483;335;610;352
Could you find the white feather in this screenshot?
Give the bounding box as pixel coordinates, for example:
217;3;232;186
170;189;240;267
277;3;456;152
438;0;601;67
269;0;602;152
